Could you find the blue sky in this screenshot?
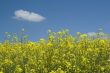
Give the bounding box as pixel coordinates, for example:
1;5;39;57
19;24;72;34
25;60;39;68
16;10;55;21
0;0;110;41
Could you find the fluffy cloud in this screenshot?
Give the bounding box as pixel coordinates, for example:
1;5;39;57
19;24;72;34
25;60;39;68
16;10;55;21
14;9;45;22
87;32;97;37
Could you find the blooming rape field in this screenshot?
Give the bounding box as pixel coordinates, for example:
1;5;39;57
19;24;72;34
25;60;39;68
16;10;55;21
0;29;110;73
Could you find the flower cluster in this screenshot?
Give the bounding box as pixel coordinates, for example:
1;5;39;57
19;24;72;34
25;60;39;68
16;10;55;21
0;29;110;73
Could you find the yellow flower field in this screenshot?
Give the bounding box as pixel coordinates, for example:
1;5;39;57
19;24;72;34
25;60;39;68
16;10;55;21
0;29;110;73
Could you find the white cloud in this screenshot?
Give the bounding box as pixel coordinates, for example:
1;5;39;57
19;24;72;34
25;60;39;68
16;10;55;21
14;9;45;22
87;32;97;37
